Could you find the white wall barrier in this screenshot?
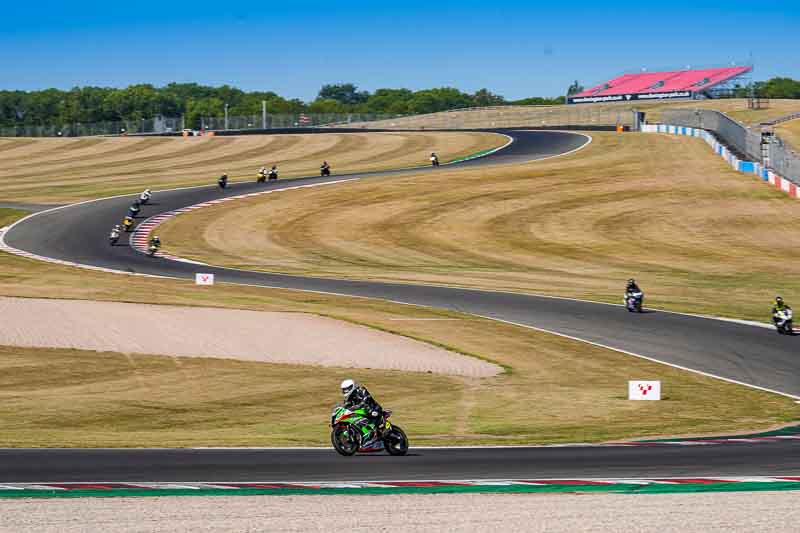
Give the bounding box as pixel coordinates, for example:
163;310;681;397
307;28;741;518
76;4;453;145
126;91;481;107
641;124;799;199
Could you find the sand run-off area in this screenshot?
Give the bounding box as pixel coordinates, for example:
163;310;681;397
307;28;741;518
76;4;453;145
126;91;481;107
0;297;500;377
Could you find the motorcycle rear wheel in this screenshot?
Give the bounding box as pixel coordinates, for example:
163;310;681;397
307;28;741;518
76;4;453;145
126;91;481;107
383;426;409;456
331;425;360;456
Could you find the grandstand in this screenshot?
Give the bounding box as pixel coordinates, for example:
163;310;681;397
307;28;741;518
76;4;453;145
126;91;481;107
568;66;752;104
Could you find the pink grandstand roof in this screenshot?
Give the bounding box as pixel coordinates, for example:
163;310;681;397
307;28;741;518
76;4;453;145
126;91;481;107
574;67;751;97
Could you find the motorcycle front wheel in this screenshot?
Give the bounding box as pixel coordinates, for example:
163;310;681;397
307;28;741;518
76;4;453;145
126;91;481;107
331;425;360;456
383;425;409;456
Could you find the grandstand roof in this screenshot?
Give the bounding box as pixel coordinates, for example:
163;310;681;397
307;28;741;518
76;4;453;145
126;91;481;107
570;66;751;103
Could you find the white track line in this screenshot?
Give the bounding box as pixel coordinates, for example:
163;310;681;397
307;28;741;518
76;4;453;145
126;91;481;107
2;132;795;402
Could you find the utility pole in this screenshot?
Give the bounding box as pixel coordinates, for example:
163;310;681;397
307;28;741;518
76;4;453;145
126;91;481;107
224;103;229;130
262;100;267;129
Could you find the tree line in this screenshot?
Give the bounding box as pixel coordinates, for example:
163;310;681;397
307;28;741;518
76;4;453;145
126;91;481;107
0;82;564;129
1;77;796;129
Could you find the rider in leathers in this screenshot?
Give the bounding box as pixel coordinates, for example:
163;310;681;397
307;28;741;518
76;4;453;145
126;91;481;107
341;379;386;436
772;296;792;325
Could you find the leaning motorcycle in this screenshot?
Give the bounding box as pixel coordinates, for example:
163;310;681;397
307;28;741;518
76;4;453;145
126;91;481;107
148;244;160;257
625;291;644;313
330;405;408;457
774;309;794;335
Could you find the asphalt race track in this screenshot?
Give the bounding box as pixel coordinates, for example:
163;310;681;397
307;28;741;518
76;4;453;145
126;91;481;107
1;442;799;483
3;129;799;482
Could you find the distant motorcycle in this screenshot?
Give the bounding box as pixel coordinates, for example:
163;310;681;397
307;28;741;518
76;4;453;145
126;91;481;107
139;190;152;205
148;243;160;257
625;291;644;313
320;164;331;177
128;202;141;217
109;229;121;246
257;170;267;183
218;175;228;189
122;217;135;232
774;308;794;335
268;167;278;181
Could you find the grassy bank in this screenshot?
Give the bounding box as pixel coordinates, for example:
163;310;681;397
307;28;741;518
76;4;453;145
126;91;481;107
0;131;505;204
159;132;800;323
0;209;797;444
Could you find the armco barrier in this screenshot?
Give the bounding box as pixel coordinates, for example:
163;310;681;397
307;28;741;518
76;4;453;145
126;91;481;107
642;124;799;199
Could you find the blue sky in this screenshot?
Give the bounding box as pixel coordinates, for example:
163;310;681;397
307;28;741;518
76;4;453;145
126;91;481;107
1;0;797;99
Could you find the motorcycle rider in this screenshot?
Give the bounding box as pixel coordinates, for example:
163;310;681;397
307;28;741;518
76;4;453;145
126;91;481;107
218;173;229;188
139;188;152;203
625;278;642;295
624;278;644;308
320;161;331;176
258;166;268;181
268;165;278;180
430;152;440;167
109;224;121;242
122;215;135;231
772;296;792;326
149;235;161;251
341;379;386;435
128;200;141;217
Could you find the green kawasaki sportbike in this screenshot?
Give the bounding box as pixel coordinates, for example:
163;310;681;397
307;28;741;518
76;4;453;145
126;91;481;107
330;405;409;456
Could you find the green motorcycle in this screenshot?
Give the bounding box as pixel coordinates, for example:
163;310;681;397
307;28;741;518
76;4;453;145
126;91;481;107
330;405;408;457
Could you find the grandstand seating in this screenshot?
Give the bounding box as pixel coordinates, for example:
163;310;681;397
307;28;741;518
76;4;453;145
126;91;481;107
574;67;751;98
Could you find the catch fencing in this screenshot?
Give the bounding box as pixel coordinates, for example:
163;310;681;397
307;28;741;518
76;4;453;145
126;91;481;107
660;108;800;185
0;114;398;137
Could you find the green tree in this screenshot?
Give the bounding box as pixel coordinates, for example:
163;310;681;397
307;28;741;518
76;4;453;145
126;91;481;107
566;80;584;95
317;83;369;105
471;88;505;107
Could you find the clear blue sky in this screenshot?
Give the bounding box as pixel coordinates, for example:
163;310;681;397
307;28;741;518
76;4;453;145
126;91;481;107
1;0;797;100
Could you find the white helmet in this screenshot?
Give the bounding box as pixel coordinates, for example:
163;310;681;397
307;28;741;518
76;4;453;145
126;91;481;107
341;379;356;399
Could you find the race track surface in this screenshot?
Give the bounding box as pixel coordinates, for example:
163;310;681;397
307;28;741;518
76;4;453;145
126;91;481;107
1;442;799;483
3;129;799;481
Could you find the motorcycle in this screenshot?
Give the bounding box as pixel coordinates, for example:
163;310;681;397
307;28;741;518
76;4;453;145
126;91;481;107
218;176;228;189
109;230;121;246
320;165;331;177
122;217;135;232
139;192;151;205
148;243;160;257
257;171;267;183
330;405;408;457
268;169;278;181
430;156;440;167
128;205;141;218
625;291;644;313
774;308;794;335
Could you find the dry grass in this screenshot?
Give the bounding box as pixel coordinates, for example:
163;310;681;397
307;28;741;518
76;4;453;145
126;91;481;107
776;118;800;151
359;99;800;130
159;132;800;322
0;205;797;446
0;131;505;203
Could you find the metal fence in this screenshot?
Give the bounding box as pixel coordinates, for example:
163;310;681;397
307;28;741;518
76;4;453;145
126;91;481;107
660;108;760;159
660;108;800;184
200;113;397;131
0;116;184;137
0;113;401;137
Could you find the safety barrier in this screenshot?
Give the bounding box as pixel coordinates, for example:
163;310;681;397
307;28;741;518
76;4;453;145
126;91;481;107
641;124;799;199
